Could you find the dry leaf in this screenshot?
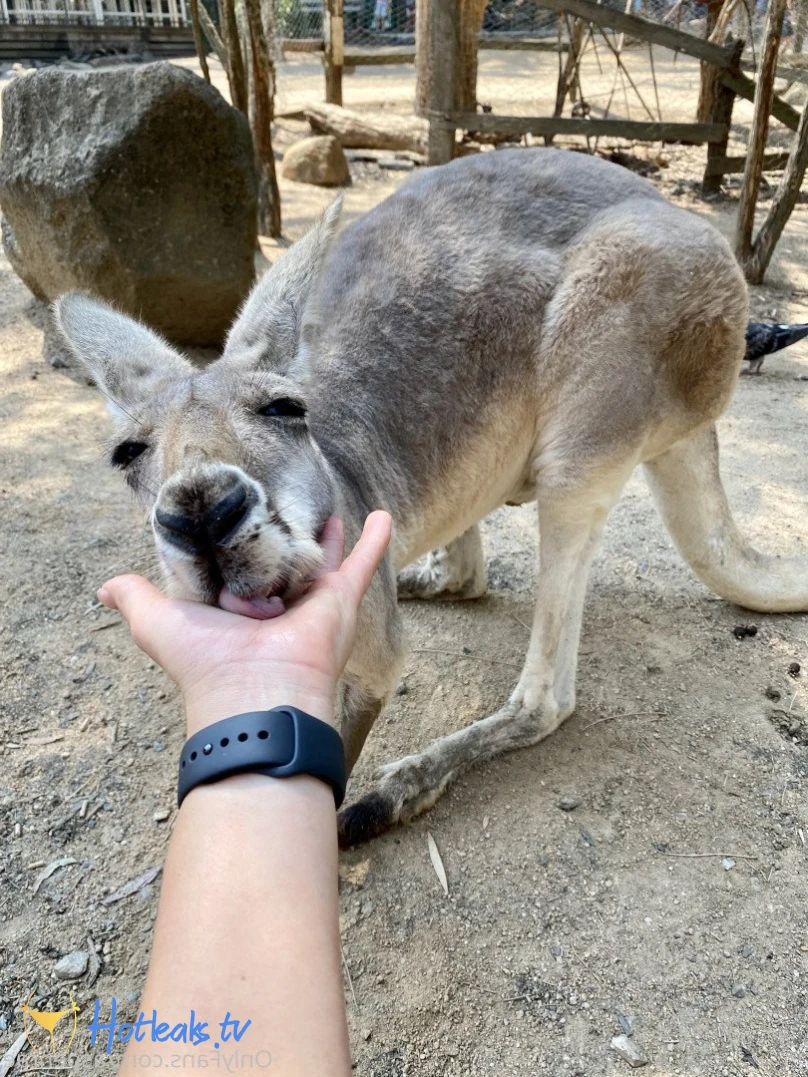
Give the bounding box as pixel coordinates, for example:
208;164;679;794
427;831;449;896
0;1030;28;1077
32;857;77;895
102;865;161;904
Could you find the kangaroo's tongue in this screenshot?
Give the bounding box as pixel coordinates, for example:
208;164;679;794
218;588;286;620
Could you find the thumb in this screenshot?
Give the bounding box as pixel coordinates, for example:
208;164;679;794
98;574;170;656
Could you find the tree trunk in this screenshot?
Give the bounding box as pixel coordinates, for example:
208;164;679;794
745;83;808;281
244;0;281;238
218;0;248;114
415;0;486;117
696;0;725;122
190;0;211;83
735;0;787;272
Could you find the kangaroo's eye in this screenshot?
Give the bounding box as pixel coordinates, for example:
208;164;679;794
258;398;307;420
111;441;149;469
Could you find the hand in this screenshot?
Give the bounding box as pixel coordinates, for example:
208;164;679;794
97;512;392;734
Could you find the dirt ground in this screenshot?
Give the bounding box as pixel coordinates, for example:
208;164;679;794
3;47;808;1077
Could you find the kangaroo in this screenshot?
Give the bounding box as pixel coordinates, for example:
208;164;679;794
54;148;808;846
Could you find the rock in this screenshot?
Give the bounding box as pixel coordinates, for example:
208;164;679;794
731;984;747;998
54;951;89;981
788;661;801;677
558;796;581;812
153;809;170;823
281;136;351;188
722;857;736;871
611;1034;649;1068
0;63;257;347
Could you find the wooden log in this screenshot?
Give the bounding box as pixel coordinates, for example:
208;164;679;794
704;152;789;176
324;0;343;105
702;37;743;194
745;96;808;282
305;103;429;153
735;0;787;272
427;0;458;164
530;0;737;68
450;112;728;142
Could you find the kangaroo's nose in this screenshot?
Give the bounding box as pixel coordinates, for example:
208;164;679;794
155;482;252;554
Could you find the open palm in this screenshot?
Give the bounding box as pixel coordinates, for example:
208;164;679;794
98;512;392;734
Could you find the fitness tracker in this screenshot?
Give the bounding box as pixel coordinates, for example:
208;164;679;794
177;707;346;808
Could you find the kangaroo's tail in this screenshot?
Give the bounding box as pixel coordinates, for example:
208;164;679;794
644;424;808;613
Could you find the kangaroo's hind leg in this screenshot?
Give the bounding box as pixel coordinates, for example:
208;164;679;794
397;524;487;601
339;458;635;847
644;423;808;611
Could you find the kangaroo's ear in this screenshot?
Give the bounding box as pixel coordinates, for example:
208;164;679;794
53;293;192;420
220;196;343;383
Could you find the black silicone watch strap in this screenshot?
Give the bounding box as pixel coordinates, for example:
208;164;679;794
177;707;346;808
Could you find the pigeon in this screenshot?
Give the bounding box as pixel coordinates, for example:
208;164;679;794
743;321;808;374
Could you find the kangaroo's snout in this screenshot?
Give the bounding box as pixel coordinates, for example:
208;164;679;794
155;478;253;555
153;465;259;557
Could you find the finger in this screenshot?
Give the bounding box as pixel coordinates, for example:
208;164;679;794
318;515;345;576
338;511;393;602
98;574;168;616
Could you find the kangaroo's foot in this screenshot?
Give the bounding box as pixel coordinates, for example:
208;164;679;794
337;695;563;847
397;524;487;601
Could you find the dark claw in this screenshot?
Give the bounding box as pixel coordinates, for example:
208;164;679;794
338;791;396;848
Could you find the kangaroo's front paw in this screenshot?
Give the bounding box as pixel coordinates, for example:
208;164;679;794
338;791;398;848
337;752;450;847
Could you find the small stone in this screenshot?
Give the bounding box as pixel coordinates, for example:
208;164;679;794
54;951;89;981
788;662;801;678
731;984;747;998
395;681;409;696
765;686;781;701
281;135;350;188
151;741;164;753
611;1034;648;1067
746;624;758;637
722;858;735;871
153;809;170;823
733;625;748;639
558;796;580;812
362;1029;372;1041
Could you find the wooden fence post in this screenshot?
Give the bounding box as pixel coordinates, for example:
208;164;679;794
702;37;743;194
324;0;344;106
735;0;786;271
427;0;458;165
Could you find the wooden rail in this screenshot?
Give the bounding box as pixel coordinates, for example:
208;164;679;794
448;112;728;143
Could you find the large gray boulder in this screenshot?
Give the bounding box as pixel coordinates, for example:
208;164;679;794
0;62;257;347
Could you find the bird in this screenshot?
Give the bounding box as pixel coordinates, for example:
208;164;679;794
743;321;808;374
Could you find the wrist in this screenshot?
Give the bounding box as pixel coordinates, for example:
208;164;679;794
182;671;336;738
